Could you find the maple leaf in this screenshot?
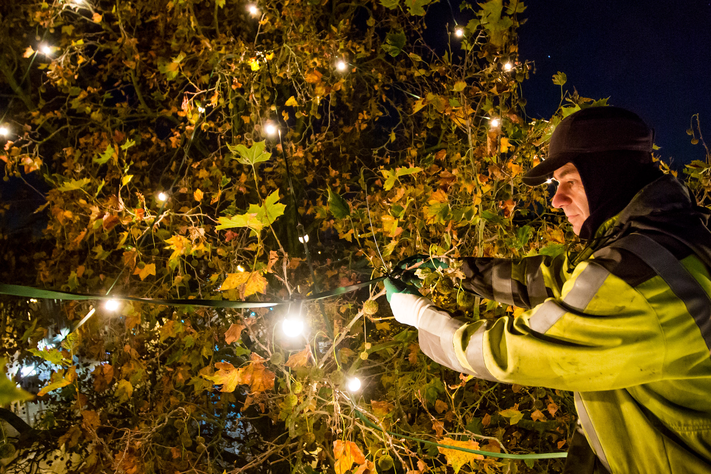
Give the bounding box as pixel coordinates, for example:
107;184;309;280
499;407;524;425
438;438;484;473
81;409;101;431
204;361;245;393
38;366;77;396
285;347;311;368
224;322;246;344
333;440;366;474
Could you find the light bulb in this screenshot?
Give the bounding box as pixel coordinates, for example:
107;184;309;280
105;299;120;312
490;118;501;128
282;317;304;337
157;192;168;202
298;234;309;243
347;377;362;392
503;62;513;71
40;44;53;56
197;106;206;113
237;265;245;272
0;126;9;137
247;4;259;16
336;60;348;72
264;122;278;136
454;27;464;38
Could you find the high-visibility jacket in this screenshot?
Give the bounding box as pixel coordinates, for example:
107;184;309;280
398;175;711;473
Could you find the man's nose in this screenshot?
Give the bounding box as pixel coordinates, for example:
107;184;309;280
551;187;569;209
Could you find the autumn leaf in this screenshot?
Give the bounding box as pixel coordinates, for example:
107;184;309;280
224;322;246;344
81;409;101;431
219;271;267;297
133;263;156;281
285;347;311;368
285;96;298;107
333;440;366;474
38;366;77;396
115;379;134;403
438;438;484;473
435;399;448;414
228;141;271;166
57;178;91;192
531;409;547;422
499;407;524;425
204;361;245;393
371;400;394;418
194;189;203;201
217;191;286;232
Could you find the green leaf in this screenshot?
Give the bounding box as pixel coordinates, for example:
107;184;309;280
406;0;431;16
0;359;33;405
57;178;91;192
381;169;397;191
552;71;567;86
382;30;407;58
538;243;566;258
499;408;524;425
228;141;271;166
452;81;467;92
328;188;351;219
217;191;285;232
395;166;423;177
379;0;399;9
120;139;136;151
93;145;115;165
29;347;71;366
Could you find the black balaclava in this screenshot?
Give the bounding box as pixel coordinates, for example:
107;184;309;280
572;150;664;240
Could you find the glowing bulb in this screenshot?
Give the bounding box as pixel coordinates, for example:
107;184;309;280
105;299;120;312
157;192;168;202
282;317;304;337
298;234;309;243
336;60;348;72
237;265;245;272
197;106;206;113
0;126;9;137
545;178;554;185
503;62;513;71
40;44;53;56
264;122;278;136
347;377;362;392
454;27;464;38
247;4;259;16
490;118;501;128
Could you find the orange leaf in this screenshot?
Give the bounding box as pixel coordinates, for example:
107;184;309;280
81;409;101;430
438;438;484;473
434;399;448;414
133;263;156;281
531;409;547;422
194;189;203;201
205;361;245;393
285;347;311;368
219;272;268;297
225;322;246;344
333;440;366;474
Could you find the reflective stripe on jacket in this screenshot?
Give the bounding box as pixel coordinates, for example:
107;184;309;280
416;175;711;473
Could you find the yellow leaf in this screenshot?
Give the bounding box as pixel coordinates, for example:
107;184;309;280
133;263;156;281
121;175;133;186
219;272;267;297
248;58;260;71
285;96;298;107
412;97;426;114
194;188;203;201
38;366;77;396
285;347;311;368
115;380;133;403
499;137;511;153
224;322;246;344
205;362;245;393
438;438;484;473
23;46;35;58
333;440;366;474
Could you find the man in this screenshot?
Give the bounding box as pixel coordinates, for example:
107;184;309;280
385;107;711;473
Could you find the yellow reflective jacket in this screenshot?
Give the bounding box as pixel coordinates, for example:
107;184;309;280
415;176;711;473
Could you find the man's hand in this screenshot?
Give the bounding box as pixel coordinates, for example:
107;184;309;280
396;255;449;287
384;277;420;303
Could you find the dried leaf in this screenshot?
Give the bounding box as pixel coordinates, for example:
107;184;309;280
225;322;246;344
333;440;366;474
435;399;448;414
285;347;311;368
371;399;394;418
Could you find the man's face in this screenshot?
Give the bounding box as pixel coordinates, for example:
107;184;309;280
551;163;590;235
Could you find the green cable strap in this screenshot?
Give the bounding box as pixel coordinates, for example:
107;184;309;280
0;277;386;309
353;410;567;461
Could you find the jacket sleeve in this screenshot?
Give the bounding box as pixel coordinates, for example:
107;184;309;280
416;257;668;392
458;254;569;309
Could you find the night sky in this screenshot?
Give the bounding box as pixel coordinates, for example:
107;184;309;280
425;0;711;168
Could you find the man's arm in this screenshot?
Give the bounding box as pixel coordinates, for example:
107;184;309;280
390;257;670;392
457;254;570;309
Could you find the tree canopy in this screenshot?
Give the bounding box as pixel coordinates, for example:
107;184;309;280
0;0;708;473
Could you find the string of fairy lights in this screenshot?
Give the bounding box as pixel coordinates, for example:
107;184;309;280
1;0;518;399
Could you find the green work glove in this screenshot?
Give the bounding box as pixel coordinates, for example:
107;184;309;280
384;277;420;303
396;255;449;287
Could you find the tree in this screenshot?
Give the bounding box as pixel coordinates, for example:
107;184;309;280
6;0;704;473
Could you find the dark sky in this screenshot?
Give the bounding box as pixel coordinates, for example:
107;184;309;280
518;0;711;168
425;0;711;168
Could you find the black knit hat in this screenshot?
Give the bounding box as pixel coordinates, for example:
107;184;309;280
523;106;654;186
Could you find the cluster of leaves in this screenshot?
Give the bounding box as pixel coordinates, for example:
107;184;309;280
4;0;706;473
